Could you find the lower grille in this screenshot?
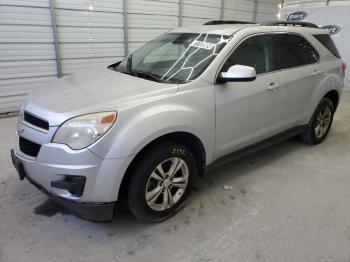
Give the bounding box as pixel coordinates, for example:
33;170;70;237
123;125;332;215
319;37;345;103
19;137;41;157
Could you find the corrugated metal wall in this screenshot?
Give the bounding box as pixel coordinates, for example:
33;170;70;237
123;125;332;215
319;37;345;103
55;0;125;75
0;0;56;113
283;0;350;6
0;0;280;114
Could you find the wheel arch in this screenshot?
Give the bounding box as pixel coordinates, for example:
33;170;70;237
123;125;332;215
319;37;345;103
306;80;342;124
323;89;339;111
117;131;206;203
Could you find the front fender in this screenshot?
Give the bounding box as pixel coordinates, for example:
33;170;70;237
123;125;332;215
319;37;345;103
89;91;215;165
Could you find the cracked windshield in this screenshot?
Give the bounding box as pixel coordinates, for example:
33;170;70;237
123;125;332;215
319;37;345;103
114;33;231;83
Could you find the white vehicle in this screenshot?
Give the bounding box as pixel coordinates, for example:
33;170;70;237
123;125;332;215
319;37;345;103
11;21;345;222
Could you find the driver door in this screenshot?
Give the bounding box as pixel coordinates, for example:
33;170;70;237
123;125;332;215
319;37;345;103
214;34;288;159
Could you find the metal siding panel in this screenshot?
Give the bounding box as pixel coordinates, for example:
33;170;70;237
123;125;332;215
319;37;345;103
55;9;90;27
89;11;124;28
0;24;53;43
0;43;55;61
0;60;57;79
182;17;212;26
56;3;124;76
282;0;314;5
282;0;350;6
184;0;221;8
256;11;278;21
127;0;178;48
0;5;51;26
128;0;179;16
0;76;56;96
223;9;254;21
55;0;123;12
0;2;55;113
183;4;220;19
56;9;123;28
60;43;124;59
61;57;122;75
0;95;27;113
0;0;50;7
91;27;124;42
57;26;92;42
129;28;169;42
91;43;124;57
128;14;178;29
257;1;279;14
60;43;93;59
224;0;255;12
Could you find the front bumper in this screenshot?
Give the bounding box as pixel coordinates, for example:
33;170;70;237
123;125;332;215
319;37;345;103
11;149;115;222
13;138;133;202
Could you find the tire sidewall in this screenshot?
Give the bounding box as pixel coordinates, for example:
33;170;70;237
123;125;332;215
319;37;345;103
128;142;197;222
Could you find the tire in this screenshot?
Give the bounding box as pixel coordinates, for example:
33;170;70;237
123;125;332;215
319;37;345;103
300;97;335;145
127;142;197;222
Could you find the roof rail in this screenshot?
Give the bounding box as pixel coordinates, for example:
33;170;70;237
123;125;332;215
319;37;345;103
261;21;319;28
204;20;255;25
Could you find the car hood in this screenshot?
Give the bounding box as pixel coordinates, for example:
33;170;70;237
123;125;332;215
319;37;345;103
25;69;179;126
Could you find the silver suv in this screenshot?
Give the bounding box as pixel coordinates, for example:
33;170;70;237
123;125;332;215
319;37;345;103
11;21;345;222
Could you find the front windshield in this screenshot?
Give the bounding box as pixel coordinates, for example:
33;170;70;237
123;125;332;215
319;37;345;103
114;33;230;83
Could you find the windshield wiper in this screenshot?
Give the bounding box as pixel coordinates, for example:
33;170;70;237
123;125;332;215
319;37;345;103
126;56;162;82
135;71;163;83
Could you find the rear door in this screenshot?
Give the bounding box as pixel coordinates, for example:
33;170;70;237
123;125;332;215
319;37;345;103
271;34;320;125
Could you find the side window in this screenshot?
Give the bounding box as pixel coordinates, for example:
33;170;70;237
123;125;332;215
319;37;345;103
272;34;319;70
222;35;273;75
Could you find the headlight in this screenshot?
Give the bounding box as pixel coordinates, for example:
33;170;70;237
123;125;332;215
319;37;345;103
52;112;117;150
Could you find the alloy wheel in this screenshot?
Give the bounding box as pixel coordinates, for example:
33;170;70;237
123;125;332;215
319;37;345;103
145;157;189;211
314;106;332;139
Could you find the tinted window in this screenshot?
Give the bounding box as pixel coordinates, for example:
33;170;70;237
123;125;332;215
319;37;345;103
222;35;273;74
313;34;341;58
272;34;319;70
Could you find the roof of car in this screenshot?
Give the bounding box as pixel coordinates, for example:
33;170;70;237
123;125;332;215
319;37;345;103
170;22;328;36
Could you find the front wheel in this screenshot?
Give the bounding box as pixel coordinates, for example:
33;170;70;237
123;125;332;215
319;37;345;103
300;97;335;145
127;142;197;222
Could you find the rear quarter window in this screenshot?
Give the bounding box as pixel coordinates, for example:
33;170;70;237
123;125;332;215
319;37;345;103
313;34;341;58
272;34;319;71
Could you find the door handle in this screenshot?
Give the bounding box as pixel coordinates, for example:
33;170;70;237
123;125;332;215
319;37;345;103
312;70;321;76
267;82;279;91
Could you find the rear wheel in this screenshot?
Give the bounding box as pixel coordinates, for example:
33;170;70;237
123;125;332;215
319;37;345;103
300;98;334;145
127;142;197;222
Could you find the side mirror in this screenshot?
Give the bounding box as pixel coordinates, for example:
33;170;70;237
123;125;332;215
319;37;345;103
217;65;257;83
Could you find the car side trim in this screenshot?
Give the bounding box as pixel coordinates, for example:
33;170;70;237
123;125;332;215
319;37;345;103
205;125;307;172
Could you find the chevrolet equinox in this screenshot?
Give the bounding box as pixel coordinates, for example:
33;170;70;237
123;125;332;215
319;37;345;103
11;21;345;222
